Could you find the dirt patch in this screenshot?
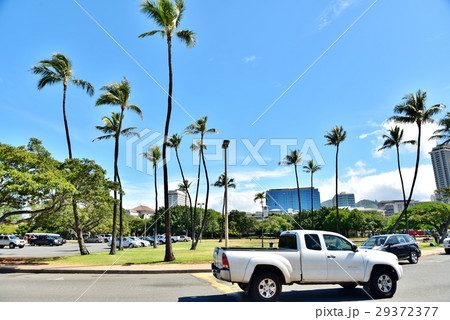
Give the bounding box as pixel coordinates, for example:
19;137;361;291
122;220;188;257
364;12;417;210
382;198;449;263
0;257;46;265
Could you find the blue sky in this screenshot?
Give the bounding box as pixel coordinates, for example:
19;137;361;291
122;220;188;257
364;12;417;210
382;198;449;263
1;0;450;213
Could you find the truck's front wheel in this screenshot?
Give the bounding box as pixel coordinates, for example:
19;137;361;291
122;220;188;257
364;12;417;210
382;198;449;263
369;268;397;299
250;271;282;302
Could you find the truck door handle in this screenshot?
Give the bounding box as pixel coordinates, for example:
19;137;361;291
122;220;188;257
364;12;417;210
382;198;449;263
327;255;336;259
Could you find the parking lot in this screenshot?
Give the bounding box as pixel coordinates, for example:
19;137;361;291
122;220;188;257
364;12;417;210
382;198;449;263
0;242;108;258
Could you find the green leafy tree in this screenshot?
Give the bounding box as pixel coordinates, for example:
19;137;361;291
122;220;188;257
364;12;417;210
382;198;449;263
389;90;445;233
324;125;347;234
139;0;196;262
0;139;73;225
184;116;219;249
303;159;322;229
409;199;450;241
279;150;303;223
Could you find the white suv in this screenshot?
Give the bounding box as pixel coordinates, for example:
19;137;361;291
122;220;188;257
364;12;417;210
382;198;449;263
444;233;450;254
0;235;26;249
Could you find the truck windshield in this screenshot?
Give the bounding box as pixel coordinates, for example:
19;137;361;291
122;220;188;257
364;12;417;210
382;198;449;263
279;234;297;249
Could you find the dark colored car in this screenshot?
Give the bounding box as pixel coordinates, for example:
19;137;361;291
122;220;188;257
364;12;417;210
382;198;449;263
29;235;62;246
360;234;421;264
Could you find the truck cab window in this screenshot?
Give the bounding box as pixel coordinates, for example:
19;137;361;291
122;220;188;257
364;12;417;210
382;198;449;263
323;234;352;251
279;234;297;249
305;234;322;250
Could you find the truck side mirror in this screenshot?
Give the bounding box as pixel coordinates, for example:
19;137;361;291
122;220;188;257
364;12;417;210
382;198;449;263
351;244;358;252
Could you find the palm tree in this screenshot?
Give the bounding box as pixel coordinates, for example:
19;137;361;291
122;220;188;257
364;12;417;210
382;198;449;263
254;192;267;247
324;125;347;234
94;112;139;254
279;150;303;223
95;78;142;254
431;112;450;145
303;160;322;229
378;126;416;232
178;179;193;237
141;145;161;248
212;174;237;242
167;133;193;238
184;116;219;249
139;0;196;262
389;90;445;233
31;52;94;255
31;53;94;159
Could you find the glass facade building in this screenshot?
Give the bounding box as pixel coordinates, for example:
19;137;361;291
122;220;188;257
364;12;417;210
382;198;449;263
266;188;321;213
430;144;450;189
332;192;356;208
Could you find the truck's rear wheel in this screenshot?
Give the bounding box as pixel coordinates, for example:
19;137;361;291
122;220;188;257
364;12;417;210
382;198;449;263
250;271;282;302
369;268;397;299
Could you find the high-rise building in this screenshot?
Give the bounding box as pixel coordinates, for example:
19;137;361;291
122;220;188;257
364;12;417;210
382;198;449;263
430;144;450;189
266;188;321;213
332;192;356;208
168;189;187;207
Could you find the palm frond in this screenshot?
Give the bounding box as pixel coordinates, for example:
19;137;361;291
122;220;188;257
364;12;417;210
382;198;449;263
138;30;166;38
176;30;196;47
72;79;94;96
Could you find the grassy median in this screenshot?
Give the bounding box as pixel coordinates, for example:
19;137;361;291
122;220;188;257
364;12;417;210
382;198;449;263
27;238;268;266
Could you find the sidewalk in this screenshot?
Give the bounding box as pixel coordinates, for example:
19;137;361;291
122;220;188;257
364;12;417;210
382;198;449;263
0;247;444;275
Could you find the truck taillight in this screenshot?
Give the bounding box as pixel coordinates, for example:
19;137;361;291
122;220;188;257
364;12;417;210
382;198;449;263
222;253;230;269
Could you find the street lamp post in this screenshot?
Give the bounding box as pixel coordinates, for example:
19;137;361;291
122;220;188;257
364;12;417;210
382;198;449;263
222;140;230;248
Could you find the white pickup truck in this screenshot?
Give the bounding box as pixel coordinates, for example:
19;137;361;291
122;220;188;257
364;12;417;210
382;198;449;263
212;230;403;301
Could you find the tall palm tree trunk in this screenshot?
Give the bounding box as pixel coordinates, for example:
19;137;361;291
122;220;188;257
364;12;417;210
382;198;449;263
109;132;120;255
163;36;175;261
390;126;421;233
335;146;341;234
153;163;158;248
193;147;210;249
294;165;301;224
63;82;89;255
191;148;201;249
310;172;314;229
62;83;73;159
175;150;193;238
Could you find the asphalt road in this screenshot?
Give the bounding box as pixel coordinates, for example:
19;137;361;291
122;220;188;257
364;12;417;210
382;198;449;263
1;254;449;302
0;242;109;258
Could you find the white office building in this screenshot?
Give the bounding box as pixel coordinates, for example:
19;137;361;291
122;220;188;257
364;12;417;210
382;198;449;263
169;189;188;207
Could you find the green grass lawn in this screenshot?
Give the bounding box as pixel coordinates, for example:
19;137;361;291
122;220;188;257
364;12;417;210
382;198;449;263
29;238;270;266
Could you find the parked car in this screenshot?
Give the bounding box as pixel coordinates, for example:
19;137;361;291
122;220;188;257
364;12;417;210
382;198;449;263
179;235;191;242
84;235;103;243
443;233;450;254
144;236;162;245
0;235;26;249
98;234;112;243
130;236;150;247
360;234;421;264
107;237;140;248
29;235;62;246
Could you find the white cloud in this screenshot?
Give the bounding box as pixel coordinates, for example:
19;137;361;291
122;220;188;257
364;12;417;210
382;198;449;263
231;167;291;183
344;160;376;178
318;164;435;203
244;55;256;63
318;0;354;30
